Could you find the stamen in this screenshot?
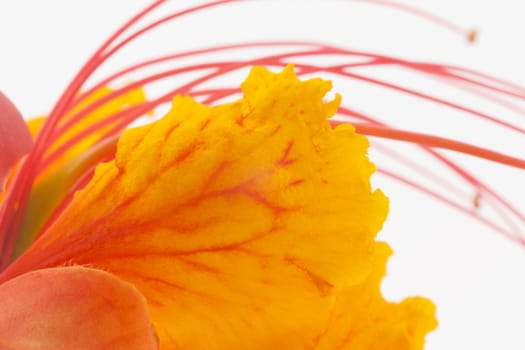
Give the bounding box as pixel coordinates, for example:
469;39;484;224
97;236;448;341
13;136;118;261
353;0;473;40
467;29;478;43
377;168;518;241
35;47;524;243
2;0;524;267
344;122;525;169
336;69;525;134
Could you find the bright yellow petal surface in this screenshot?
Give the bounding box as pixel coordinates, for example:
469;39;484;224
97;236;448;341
2;66;433;349
26;116;45;137
315;242;437;349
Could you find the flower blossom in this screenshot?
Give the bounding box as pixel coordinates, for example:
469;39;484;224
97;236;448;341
0;64;438;348
0;1;523;349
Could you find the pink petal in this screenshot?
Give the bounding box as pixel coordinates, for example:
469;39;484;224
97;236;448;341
0;92;32;186
0;266;158;349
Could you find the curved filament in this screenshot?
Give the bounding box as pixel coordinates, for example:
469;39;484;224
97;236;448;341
1;0;524;268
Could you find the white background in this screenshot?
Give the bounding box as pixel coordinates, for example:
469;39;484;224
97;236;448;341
1;1;524;349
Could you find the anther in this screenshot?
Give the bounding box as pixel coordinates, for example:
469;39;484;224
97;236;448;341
467;29;478;43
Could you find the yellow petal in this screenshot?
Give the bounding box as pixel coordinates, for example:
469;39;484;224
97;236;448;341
315;242;437;349
5;66;392;349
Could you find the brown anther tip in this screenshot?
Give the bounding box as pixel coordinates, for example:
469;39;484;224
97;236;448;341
473;192;482;209
467;29;478;44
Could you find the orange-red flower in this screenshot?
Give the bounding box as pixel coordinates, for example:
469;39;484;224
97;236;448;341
0;65;437;348
1;1;523;349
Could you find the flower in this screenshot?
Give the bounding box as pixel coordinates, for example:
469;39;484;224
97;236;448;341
0;1;523;349
0;65;437;348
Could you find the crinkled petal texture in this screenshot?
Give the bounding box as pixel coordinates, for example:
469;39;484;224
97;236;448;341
0;266;158;349
2;66;434;349
315;242;437;349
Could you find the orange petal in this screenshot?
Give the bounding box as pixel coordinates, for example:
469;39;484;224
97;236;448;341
0;266;158;349
315;242;437;349
5;66;391;348
0;92;32;188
